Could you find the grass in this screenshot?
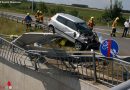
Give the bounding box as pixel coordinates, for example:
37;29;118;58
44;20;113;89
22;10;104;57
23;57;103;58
0;17;44;35
47;4;103;18
0;17;25;35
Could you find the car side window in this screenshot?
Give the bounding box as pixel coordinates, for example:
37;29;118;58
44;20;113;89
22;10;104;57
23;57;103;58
56;16;66;25
66;20;77;30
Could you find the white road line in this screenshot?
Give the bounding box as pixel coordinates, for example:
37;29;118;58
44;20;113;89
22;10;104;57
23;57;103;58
95;28;130;40
94;28;111;31
94;27;123;33
123;37;130;39
96;31;110;35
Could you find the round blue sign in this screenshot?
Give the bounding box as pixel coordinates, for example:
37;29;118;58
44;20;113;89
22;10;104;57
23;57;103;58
100;39;119;58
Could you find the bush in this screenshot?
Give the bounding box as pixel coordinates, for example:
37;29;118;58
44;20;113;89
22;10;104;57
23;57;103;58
49;6;65;15
49;8;57;15
55;6;65;13
38;2;48;14
1;3;11;8
68;9;79;17
101;0;125;24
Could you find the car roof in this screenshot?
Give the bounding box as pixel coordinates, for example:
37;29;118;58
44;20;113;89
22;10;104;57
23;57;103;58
56;13;84;23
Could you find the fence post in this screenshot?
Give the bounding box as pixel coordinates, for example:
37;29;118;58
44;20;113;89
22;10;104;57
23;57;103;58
17;18;18;23
92;50;97;82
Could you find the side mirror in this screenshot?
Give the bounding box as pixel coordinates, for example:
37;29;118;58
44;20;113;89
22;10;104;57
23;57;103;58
74;32;76;37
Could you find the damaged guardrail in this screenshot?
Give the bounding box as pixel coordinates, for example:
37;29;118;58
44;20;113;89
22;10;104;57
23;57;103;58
0;33;130;87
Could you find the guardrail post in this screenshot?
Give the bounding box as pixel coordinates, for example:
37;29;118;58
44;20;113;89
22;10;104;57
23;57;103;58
92;50;97;82
17;18;18;23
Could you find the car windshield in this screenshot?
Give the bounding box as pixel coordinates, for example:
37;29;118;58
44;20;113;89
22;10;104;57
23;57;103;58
76;22;93;36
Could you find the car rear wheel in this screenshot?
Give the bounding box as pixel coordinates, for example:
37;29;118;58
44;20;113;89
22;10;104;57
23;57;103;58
75;41;83;50
49;26;55;33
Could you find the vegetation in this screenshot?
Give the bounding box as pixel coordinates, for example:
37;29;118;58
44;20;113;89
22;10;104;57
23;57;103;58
68;9;79;17
0;17;25;35
0;0;130;26
0;1;103;23
101;0;125;25
38;2;48;14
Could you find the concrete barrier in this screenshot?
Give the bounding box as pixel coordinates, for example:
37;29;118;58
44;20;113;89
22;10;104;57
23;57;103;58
0;57;109;90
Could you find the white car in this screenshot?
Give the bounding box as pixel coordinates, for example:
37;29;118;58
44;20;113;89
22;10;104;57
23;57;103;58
48;13;100;50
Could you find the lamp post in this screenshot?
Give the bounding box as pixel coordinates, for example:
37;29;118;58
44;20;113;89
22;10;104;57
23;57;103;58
110;0;112;10
32;0;34;13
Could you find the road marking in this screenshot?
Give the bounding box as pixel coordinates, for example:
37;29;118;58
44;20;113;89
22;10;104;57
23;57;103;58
99;32;130;40
94;28;111;32
94;27;123;33
96;31;110;35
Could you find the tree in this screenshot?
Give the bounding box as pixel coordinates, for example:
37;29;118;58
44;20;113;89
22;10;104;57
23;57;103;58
102;0;125;24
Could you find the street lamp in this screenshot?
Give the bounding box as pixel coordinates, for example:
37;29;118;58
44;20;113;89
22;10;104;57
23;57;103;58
110;0;112;10
32;0;34;13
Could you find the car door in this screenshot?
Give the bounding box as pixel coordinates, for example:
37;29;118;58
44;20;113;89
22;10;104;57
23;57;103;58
55;16;75;42
54;15;66;33
54;16;68;37
65;20;80;43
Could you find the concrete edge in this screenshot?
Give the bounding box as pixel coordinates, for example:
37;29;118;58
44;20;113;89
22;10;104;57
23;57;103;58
79;79;109;90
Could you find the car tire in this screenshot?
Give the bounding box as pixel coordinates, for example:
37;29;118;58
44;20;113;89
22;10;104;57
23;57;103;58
49;26;55;33
75;41;83;50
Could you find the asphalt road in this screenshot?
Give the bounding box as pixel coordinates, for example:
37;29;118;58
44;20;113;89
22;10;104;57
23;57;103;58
0;11;130;56
95;27;130;56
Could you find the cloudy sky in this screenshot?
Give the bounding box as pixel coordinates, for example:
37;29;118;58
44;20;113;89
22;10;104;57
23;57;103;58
31;0;130;10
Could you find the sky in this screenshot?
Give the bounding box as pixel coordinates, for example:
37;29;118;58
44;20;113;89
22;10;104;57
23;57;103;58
30;0;130;10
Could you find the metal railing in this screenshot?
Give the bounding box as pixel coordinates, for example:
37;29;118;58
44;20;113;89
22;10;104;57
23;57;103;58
0;37;40;70
0;12;49;32
95;56;130;86
0;37;130;87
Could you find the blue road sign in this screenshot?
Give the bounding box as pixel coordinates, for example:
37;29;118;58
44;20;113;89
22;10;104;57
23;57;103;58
100;39;119;58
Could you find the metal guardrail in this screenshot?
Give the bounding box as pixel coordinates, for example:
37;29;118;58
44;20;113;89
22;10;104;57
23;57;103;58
0;12;49;32
0;36;130;87
95;56;130;86
0;36;39;70
110;80;130;90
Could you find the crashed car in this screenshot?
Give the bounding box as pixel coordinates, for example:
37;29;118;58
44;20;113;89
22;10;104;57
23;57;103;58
48;13;100;50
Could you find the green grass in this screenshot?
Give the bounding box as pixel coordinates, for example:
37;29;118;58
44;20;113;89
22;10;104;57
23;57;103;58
0;17;44;36
0;17;26;35
47;4;103;18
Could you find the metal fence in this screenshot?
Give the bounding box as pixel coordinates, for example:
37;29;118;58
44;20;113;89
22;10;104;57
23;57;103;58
0;12;49;32
0;36;130;87
96;56;130;86
0;37;41;71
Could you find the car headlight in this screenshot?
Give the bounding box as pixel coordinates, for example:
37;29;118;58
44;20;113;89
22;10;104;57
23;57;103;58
84;41;88;43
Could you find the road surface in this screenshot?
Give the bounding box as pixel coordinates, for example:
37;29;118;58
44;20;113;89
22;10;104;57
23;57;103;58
94;27;130;56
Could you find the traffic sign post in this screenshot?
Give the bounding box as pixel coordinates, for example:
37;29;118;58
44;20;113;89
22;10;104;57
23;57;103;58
100;39;119;58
